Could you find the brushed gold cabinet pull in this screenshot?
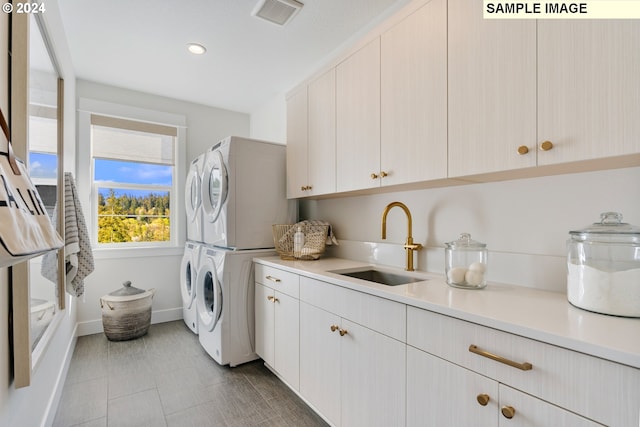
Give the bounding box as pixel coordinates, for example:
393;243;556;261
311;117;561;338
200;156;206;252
330;325;339;332
380;171;388;178
306;185;312;191
267;295;274;302
476;394;490;406
371;173;379;179
469;345;532;371
540;140;553;151
501;406;516;419
301;186;306;191
517;145;529;155
265;275;281;283
339;328;348;336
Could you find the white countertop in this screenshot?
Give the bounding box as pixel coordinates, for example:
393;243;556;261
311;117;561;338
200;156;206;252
254;256;640;369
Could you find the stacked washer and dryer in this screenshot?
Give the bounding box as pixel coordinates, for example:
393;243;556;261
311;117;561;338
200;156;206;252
181;136;294;367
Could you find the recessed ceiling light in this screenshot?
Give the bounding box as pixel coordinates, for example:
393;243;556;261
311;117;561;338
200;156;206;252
187;43;207;55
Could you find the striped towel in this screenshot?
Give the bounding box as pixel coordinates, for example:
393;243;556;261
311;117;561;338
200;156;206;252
42;173;94;297
295;220;339;245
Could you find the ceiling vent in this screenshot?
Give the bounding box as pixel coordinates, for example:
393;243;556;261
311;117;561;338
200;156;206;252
252;0;304;26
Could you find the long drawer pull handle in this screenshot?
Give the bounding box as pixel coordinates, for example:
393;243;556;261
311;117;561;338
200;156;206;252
469;345;532;371
265;275;281;283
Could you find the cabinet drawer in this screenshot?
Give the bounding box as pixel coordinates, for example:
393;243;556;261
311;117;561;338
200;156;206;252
407;306;640;427
255;264;299;298
300;276;405;341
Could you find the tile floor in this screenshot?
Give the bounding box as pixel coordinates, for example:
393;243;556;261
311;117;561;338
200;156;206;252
53;321;328;427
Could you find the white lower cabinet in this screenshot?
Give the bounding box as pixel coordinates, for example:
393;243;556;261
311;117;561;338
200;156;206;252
407;306;639;426
407;346;602;427
299;302;341;425
254;262;639;427
340;319;405;427
299;278;406;427
407;346;498;426
254;266;300;390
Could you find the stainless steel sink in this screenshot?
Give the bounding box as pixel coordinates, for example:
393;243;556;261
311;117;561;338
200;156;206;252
331;268;426;286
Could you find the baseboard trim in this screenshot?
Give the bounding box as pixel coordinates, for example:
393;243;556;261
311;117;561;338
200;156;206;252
77;307;183;336
42;323;78;427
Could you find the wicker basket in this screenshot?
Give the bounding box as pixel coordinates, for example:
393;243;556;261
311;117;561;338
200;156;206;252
273;224;329;260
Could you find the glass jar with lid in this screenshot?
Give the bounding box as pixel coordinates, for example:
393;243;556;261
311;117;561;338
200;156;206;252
567;212;640;317
445;233;488;289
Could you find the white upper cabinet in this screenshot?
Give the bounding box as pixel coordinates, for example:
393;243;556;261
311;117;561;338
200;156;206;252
286;86;308;198
286;0;640;197
448;0;537;177
307;68;336;195
336;38;381;192
381;0;447;185
286;70;337;199
537;20;640;165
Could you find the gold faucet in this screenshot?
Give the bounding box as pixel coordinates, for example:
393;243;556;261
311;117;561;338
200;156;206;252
381;202;422;271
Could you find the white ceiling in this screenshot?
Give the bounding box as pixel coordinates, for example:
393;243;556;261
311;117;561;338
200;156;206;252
58;0;411;114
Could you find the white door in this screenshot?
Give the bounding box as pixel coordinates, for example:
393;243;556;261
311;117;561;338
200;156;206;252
179;246;198;309
299;302;341;426
255;283;275;368
340;319;406;427
185;161;201;225
407;346;498;427
201;149;227;224
195;256;223;332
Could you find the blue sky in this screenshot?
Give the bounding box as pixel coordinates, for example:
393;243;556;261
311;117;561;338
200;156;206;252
95;159;172;198
29;152;57;179
28;154;172;198
94;159;172;186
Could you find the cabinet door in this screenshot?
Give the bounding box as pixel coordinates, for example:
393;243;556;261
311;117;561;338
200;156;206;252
254;283;274;368
538;21;640;165
286;86;308;198
499;385;603;427
274;292;299;390
340;319;405;427
307;68;336;196
300;302;341;426
407;346;497;427
336;38;381;192
448;0;536;177
381;0;447;185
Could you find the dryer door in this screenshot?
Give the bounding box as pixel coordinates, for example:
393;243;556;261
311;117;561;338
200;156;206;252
196;254;223;332
185;162;201;224
202;149;227;224
180;245;198;309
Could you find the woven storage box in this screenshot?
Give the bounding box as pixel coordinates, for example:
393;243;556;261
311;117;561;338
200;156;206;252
100;281;155;341
273;224;329;260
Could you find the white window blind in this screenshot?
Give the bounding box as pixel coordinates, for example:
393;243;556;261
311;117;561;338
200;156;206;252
28;105;57;153
91;114;176;165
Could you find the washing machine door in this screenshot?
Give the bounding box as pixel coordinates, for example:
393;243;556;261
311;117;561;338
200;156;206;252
180;244;198;309
196;253;223;332
185;161;201;225
202;149;227;224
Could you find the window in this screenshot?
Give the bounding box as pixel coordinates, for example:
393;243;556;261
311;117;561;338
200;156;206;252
28;105;59;214
90;114;177;246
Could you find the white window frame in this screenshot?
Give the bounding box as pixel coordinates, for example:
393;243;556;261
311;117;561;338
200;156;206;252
78;98;186;255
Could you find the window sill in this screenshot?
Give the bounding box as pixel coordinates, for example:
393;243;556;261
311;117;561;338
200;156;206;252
92;245;184;260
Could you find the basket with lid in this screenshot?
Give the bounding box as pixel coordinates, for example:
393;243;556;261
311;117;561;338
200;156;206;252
567;212;640;317
445;233;488;289
100;281;156;341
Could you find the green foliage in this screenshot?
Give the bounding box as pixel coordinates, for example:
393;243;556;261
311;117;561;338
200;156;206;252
97;189;171;243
